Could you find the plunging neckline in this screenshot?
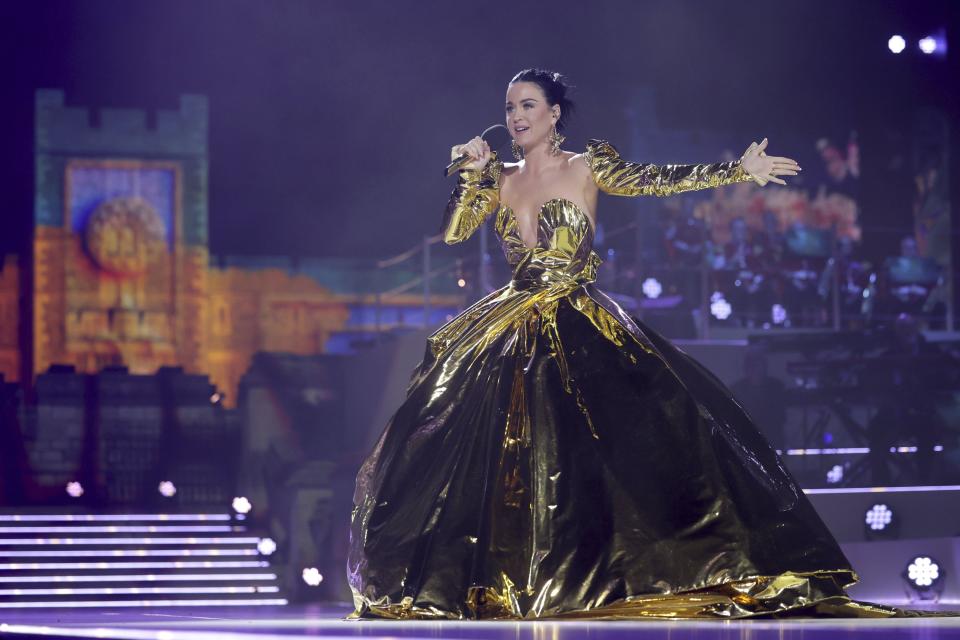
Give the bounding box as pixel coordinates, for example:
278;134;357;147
502;197;596;251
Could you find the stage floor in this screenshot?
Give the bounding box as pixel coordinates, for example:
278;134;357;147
2;603;960;640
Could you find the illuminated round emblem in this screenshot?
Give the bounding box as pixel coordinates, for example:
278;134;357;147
84;196;167;277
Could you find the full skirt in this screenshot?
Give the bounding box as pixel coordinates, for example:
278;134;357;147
346;281;936;619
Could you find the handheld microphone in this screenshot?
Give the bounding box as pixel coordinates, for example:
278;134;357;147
444;124;512;177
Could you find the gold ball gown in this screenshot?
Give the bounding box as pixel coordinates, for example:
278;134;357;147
345;140;941;620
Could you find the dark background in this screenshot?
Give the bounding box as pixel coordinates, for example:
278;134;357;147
1;0;957;260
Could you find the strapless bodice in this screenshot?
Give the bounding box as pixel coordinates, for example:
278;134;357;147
493;197;602;292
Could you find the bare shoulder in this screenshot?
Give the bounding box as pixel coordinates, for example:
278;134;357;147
564;150;595;190
564;149;589;171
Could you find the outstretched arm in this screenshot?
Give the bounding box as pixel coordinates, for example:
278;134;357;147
440;152;503;244
583;138;799;197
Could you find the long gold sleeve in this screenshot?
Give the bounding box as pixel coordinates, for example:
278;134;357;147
441;152;503;244
583;138;754;197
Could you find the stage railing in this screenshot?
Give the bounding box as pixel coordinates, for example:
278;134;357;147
372;233;473;338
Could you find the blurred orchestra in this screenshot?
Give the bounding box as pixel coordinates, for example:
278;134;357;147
593;130;954;333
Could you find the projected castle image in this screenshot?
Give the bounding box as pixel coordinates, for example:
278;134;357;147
1;90;363;406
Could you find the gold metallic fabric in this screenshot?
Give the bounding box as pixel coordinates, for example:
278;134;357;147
346;140;930;620
584;138;753;196
440;150;503;245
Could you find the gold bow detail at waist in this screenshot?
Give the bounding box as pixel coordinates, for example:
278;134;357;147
509;251;601;297
425;251;602;365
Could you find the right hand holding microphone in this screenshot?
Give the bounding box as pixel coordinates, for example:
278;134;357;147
451;136;491;172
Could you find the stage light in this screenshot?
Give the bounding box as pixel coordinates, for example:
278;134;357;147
302;567;323;586
257;538;277;556
1;560;267;569
0;536;259;545
642;277;662;299
919;37;937;54
0;573;276;584
0;513;231;522
907;557;940;587
826;464;843;484
710;293;732;320
158;481;176;497
771;304;787;325
0;586;280;596
457;278;466;288
3;525;231;534
865;504;892;531
903;556;945;601
65;482;83;498
917;30;947;57
232;497;252;515
864;503;900;540
0;598;288;608
210;392;221;404
888;35;906;54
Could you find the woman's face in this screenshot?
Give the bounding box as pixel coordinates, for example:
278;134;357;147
505;81;559;150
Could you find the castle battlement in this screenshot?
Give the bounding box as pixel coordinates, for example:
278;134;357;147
35;89;208;157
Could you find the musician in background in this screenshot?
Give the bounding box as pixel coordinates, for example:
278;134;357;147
817;235;870;328
782;222;831;326
715;216;766;326
874;236;942;323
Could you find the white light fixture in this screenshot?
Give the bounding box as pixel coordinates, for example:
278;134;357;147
302;567;323;586
1;536;259;545
865;504;892;531
826;464;843;484
771;304;787;325
65;482;84;498
0;598;288;608
710;296;732;321
906;556;940;588
158;481;176;498
888;35;906;54
903;555;945;601
257;538;277;556
642;277;663;299
0;514;231;522
232;497;252;515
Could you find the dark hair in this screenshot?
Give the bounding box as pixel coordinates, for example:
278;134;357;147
509;68;576;133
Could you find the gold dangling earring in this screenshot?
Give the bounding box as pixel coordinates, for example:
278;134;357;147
511;139;524;161
549;124;565;155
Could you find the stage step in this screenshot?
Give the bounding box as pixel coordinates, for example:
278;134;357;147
805;485;960;542
0;511;287;609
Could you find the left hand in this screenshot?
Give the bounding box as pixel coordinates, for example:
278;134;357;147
740;138;801;186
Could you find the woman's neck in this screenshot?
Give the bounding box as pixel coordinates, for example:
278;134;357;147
520;141;562;174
